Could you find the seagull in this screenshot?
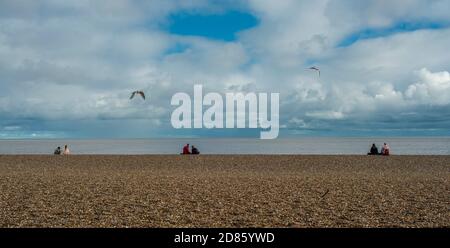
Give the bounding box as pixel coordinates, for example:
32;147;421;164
306;66;320;77
130;90;145;100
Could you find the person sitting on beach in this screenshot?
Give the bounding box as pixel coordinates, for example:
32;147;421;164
191;146;200;155
54;146;61;155
63;145;70;155
367;144;379;155
382;143;390;156
182;144;191;154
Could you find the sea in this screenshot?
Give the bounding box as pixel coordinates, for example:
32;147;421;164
0;137;449;155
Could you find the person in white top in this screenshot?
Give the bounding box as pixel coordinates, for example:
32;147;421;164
382;143;390;155
63;145;70;155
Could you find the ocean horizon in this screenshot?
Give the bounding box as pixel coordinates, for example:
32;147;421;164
0;137;449;155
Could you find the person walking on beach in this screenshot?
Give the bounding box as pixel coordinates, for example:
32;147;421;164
63;145;70;155
182;144;190;154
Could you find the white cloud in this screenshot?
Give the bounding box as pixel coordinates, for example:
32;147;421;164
1;0;450;137
306;110;345;120
287;117;308;128
405;68;450;105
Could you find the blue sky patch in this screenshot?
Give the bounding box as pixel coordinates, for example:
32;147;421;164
166;10;259;41
338;21;448;47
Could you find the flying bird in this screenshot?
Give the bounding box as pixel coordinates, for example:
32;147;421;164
130;91;145;100
306;66;320;77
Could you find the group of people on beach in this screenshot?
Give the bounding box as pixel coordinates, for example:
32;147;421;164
181;144;200;155
368;143;390;156
52;143;390;155
54;145;70;155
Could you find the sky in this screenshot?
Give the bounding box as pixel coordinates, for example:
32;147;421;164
1;0;450;139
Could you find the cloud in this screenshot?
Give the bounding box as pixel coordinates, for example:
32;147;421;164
405;68;450;105
306;111;345;120
0;0;449;138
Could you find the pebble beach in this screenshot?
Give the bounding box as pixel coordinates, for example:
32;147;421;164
0;155;448;227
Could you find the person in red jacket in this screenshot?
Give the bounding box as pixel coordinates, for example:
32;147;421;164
182;144;191;154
